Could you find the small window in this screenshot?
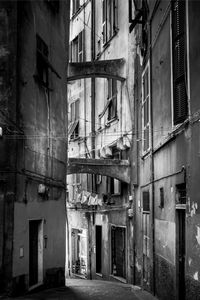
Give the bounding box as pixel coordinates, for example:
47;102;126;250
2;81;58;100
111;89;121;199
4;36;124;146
107;177;121;196
143;191;150;212
142;63;150;153
107;79;117;121
36;35;49;86
69;99;80;140
159;187;164;209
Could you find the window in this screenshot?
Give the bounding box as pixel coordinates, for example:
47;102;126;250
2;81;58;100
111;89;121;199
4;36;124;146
172;0;188;125
72;0;80;15
69;99;79;140
72;174;81;201
111;226;126;278
143;191;150;212
107;79;117;121
107;148;121;195
98;78;118;122
36;35;49;86
102;0;118;45
142;63;150;153
70;30;84;62
159;187;164;209
36;35;60;87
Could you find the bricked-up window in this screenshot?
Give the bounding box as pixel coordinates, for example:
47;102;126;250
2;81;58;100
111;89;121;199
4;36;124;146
142;63;150;153
102;0;118;45
69;99;79;140
70;30;84;62
172;0;188;125
36;35;49;86
72;0;80;15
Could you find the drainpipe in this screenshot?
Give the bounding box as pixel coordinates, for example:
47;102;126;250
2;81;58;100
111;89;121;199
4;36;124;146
149;19;156;296
91;0;95;159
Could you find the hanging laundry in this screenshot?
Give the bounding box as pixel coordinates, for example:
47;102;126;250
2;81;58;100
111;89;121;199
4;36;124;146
81;191;90;204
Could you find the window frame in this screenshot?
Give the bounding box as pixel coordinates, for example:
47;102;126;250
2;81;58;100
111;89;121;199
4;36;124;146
107;78;118;122
102;0;118;46
70;30;84;63
69;99;80;140
141;62;150;154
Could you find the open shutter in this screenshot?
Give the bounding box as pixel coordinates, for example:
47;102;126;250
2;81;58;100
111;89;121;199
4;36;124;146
172;0;188;125
78;31;83;62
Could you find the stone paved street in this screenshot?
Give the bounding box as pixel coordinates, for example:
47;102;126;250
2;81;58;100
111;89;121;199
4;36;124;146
5;279;158;300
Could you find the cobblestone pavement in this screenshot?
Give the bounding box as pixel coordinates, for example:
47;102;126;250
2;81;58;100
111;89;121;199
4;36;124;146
5;279;158;300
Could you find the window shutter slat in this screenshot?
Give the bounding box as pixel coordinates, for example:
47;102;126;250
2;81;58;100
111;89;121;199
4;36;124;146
172;0;188;125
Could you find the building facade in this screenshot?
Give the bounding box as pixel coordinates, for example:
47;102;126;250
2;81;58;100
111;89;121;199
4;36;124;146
0;0;69;294
67;0;135;284
67;0;200;299
131;0;200;299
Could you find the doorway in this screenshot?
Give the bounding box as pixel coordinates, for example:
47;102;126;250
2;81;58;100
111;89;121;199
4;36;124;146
176;184;186;299
71;228;87;277
111;226;126;279
176;209;186;300
96;225;102;274
29;220;43;287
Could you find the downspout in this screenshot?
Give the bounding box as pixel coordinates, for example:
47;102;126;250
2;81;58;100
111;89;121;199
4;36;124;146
84;1;87;157
88;0;96;280
91;0;95;159
149;18;156;296
65;0;71;278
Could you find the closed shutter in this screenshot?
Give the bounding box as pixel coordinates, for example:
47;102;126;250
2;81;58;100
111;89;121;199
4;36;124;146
172;0;188;125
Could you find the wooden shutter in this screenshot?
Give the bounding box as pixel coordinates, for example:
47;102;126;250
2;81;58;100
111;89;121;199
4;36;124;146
172;0;188;125
78;31;83;62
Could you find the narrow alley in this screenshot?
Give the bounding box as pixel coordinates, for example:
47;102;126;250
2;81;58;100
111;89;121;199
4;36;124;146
6;279;157;300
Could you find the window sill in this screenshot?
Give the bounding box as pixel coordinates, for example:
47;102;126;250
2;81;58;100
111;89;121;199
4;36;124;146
33;74;53;91
153;118;189;154
105;117;119;127
96;30;119;60
141;149;151;160
69;136;80;142
70;0;90;21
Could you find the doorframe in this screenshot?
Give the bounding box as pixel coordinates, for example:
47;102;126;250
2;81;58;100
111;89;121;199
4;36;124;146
28;218;44;290
109;224;127;282
176;208;186;300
